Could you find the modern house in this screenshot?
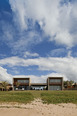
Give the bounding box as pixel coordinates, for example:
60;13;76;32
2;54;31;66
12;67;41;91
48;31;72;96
47;77;63;90
13;77;63;91
13;77;30;90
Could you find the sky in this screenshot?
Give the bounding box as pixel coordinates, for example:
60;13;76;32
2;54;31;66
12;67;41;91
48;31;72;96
0;0;77;84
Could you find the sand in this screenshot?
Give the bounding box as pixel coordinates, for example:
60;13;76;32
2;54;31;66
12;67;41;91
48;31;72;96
0;99;77;116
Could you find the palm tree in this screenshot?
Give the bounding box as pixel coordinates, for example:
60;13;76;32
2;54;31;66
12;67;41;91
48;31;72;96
1;81;8;91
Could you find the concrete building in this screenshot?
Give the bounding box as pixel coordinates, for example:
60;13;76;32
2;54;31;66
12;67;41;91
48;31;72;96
13;77;63;91
13;78;30;90
47;77;63;90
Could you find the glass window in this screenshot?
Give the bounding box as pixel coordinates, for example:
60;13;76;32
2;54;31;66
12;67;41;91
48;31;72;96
17;80;29;83
49;86;61;90
50;79;61;83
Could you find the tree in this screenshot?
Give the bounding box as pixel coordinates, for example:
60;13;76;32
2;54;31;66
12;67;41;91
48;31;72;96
69;80;74;88
64;81;68;88
64;80;74;88
1;81;8;91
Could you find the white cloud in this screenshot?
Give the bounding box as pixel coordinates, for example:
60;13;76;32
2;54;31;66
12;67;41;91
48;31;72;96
0;66;12;83
0;56;77;81
24;51;39;58
9;0;77;48
0;66;68;84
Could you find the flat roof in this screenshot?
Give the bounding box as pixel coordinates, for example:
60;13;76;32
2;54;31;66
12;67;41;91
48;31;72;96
48;77;63;79
13;77;30;79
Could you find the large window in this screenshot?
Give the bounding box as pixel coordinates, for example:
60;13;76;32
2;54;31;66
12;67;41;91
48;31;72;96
49;85;61;90
14;85;30;90
17;80;29;83
49;79;61;83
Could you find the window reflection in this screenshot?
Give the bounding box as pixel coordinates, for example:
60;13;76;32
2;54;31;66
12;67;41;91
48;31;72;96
50;79;61;83
17;80;29;83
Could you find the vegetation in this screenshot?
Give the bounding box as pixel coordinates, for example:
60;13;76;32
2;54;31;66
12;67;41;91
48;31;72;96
0;81;9;91
0;91;77;104
41;91;77;104
64;80;74;88
0;91;34;104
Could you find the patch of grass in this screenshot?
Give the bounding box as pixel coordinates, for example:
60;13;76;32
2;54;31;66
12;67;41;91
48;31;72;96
41;91;77;104
0;91;77;104
0;91;34;104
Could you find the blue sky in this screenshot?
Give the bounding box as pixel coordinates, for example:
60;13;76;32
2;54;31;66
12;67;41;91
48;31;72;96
0;0;77;83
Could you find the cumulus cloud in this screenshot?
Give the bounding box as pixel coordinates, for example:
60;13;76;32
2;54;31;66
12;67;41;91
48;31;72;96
0;56;77;81
9;0;77;48
0;66;12;83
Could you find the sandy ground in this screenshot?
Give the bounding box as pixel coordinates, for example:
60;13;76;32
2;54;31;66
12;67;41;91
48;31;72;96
0;99;77;116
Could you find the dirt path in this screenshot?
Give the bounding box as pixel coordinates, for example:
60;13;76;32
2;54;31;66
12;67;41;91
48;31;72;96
0;99;77;116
